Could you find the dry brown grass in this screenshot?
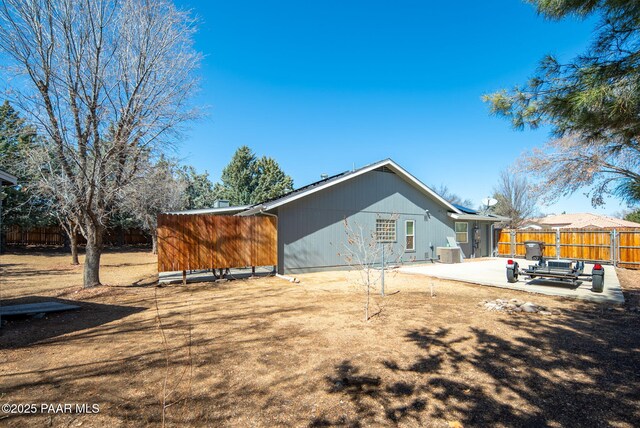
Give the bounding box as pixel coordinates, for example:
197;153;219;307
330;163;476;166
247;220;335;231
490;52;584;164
1;250;639;427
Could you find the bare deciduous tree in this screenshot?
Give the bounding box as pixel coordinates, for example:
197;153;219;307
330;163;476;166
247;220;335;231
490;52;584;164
492;170;539;228
431;184;474;208
122;158;187;254
519;134;640;207
0;0;200;287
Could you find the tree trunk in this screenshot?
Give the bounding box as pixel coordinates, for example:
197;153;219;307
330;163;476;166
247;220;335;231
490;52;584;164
151;232;158;255
83;227;104;288
70;231;79;265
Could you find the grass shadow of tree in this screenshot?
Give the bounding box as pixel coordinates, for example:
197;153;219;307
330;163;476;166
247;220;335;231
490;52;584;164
312;309;640;427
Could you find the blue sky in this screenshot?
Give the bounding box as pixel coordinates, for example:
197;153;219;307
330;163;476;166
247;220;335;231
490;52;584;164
174;0;630;215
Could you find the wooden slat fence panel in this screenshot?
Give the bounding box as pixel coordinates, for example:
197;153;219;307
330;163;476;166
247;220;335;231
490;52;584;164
496;229;512;257
515;230;558;258
156;214;277;272
618;229;640;268
559;229;611;262
5;226;64;245
497;229;557;258
5;225;150;246
497;227;640;269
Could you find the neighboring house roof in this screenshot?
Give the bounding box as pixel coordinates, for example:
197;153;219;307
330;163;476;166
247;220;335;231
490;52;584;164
0;168;17;185
525;213;640;229
240;159;463;216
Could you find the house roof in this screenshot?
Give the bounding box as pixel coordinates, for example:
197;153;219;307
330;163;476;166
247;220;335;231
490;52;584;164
165;159;507;223
239;159;463;216
526;213;640;229
0;168;17;185
452;204;477;214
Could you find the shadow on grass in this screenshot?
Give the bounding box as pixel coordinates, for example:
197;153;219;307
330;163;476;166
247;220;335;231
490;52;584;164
311;308;640;427
0;296;146;349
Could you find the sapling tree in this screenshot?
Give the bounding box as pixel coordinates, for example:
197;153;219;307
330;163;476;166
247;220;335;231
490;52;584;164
339;215;401;322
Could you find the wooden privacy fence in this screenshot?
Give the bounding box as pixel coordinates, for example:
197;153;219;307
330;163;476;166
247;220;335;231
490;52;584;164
156;214;278;273
5;225;151;246
5;225;64;245
497;228;640;269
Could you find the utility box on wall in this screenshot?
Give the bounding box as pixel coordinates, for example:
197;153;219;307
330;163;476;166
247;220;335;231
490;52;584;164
436;247;461;264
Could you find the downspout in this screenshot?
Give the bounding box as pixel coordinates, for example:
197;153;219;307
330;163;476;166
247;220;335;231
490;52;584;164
490;223;495;257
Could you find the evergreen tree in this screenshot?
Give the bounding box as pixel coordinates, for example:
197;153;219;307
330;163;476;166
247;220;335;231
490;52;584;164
624;209;640;224
253;156;294;203
180;165;218;209
214;146;294;205
0;101;53;228
484;0;640;206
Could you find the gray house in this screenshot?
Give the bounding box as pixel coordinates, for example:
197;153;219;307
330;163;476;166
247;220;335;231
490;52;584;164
170;159;506;274
0;168;18;252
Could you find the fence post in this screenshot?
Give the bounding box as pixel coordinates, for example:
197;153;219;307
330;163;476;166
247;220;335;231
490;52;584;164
510;230;516;258
555;229;560;260
613;229;620;267
611;229;616;266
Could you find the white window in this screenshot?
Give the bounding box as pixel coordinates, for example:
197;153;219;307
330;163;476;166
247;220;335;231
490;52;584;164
376;218;396;242
405;220;415;251
455;222;468;243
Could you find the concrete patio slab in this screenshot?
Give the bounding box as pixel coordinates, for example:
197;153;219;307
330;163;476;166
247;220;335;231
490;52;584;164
399;258;625;304
159;266;274;285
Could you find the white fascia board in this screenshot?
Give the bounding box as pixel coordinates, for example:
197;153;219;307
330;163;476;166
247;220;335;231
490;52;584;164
249;159;462;214
448;212;509;222
164;205;250;215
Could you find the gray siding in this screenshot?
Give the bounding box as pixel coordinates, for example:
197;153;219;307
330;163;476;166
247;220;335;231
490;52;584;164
275;169;463;274
456;220;494;259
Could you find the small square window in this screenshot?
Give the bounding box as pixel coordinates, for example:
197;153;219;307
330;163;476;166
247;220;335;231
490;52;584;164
376;219;396;242
455;222;468;243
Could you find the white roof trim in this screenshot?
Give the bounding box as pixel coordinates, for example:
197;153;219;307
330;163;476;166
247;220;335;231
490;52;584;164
242;159;462;215
0;168;17;185
165;205;250;215
448;212;509;222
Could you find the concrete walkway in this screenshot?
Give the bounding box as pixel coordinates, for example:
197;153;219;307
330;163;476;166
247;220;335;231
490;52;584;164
399;258;625;304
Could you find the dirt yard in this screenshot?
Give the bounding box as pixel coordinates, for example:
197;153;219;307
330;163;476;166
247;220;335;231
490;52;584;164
1;250;639;427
